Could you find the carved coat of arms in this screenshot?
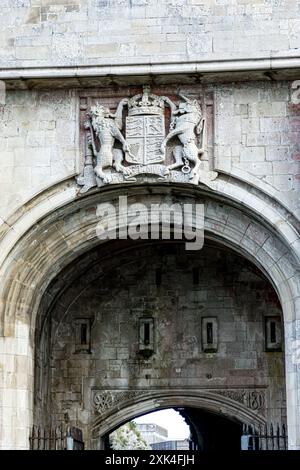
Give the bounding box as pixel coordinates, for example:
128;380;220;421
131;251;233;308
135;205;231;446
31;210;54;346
77;86;217;193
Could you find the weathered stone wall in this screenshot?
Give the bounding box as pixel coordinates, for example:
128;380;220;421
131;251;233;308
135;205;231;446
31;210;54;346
0;0;299;68
0;1;299;451
215;81;300;215
0;81;299;224
0;89;77;220
36;243;285;446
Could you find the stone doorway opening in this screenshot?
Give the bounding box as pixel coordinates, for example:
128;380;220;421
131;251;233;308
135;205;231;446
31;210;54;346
104;406;242;451
34;239;285;449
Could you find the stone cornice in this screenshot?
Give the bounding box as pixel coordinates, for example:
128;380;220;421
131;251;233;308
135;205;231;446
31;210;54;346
1;55;300;88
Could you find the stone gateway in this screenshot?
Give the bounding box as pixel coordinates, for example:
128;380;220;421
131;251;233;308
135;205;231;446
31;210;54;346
0;0;299;451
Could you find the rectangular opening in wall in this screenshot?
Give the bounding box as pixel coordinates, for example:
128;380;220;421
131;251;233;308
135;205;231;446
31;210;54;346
144;322;150;345
202;317;218;352
81;323;87;345
193;267;199;285
75;319;91;353
206;322;213;344
270;321;276;344
139;317;154;357
155;268;162;286
265;315;282;351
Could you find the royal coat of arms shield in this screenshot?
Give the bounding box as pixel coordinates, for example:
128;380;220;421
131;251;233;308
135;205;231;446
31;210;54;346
125;114;165;165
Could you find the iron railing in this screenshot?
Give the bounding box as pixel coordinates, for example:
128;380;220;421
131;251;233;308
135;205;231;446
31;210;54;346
29;425;84;450
241;423;287;450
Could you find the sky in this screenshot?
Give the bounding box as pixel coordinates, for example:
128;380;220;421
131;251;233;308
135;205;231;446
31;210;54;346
134;409;190;440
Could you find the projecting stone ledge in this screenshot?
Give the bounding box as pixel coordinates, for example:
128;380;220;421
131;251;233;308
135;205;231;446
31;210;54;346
1;56;300;90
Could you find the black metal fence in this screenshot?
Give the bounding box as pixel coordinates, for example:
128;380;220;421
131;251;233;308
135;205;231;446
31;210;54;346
241;423;287;450
29;425;84;450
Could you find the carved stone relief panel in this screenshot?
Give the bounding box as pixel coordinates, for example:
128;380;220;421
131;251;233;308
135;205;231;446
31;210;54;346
77;86;217;193
90;388;266;418
214;389;265;413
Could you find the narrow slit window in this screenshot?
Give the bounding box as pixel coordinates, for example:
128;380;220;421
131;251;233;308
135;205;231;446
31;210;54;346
270;321;276;344
265;316;282;351
139;317;154;357
144;322;150;345
206;322;213;344
75;319;91;353
202;317;218;352
81;324;87;345
155;268;162;286
193;267;199;285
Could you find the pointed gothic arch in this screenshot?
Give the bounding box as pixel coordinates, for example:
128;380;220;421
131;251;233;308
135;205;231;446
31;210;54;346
0;182;299;449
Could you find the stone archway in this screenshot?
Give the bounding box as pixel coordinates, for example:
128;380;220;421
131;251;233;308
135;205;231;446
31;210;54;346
1;186;297;335
34;239;278;449
90;390;266;449
0;183;299;449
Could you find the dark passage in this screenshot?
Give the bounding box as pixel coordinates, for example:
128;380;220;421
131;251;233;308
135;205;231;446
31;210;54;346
178;407;242;451
105;407;242;451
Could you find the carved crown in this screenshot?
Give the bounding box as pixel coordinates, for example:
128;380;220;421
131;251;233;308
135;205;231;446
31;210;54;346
128;86;165;116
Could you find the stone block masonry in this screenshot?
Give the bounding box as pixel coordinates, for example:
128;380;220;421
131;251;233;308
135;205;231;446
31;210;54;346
0;0;300;68
0;81;299;224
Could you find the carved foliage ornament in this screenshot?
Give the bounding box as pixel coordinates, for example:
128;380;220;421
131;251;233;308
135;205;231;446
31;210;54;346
91;389;265;416
215;389;265;413
77;86;217;193
92;390;148;415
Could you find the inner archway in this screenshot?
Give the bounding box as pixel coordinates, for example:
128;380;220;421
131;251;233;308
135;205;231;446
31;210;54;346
34;239;285;449
105;406;242;451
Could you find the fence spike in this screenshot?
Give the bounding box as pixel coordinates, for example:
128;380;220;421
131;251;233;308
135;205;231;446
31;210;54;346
241;421;287;452
265;423;269;450
34;426;38;450
270;423;274;449
46;427;49;450
276;423;280;450
282;423;287;450
258;424;262;450
29;427;32;450
61;423;64;450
